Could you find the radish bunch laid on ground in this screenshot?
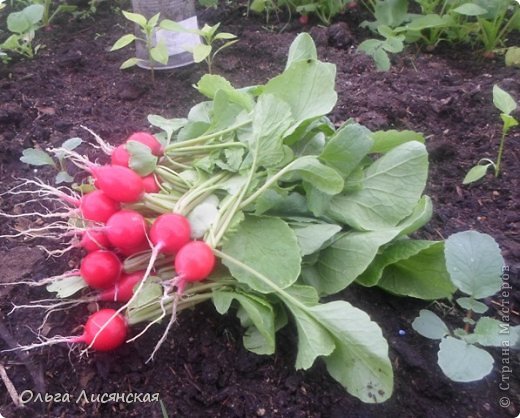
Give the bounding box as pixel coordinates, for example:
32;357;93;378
1;34;462;403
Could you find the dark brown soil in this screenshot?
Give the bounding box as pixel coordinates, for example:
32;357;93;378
1;3;519;418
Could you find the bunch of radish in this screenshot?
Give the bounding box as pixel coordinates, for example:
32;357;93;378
1;130;219;357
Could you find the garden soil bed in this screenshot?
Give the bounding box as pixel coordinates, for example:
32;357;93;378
0;3;519;418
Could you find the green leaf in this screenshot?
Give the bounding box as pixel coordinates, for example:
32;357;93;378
46;275;87;298
288;304;336;370
284;283;320;306
412;309;449;340
126;141;158;176
395;195;433;236
150;42;169;65
444;231;504;299
252;94;294;167
120;57;141;69
196;74;233;98
55;171;74;184
20;148;56;167
213;290;276;355
148;12;161;28
505;47;520;68
438;336;494;382
221;216;302;293
493;84;517;115
285;33;317;69
126;279;164;312
110;34;136;51
7;4;44;33
61;137;83;151
356;239;443;287
501;114;518;133
453;3;488;16
305;229;400;295
358;39;392;71
320;123;373;178
122;10;147;27
374;0;408;27
213;32;237;41
404;14;451;31
147;115;186;141
263;59;337;130
327;141;428;230
283;156;344;195
463;164;491;184
456;297;488;314
309;301;393;403
370;130;424;153
192;44;212;63
291;222;342;256
469;317;518;347
376;241;455;299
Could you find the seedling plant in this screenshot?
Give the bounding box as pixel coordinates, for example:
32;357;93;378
159;20;237;74
110;10;169;84
463;84;518;184
412;231;520;382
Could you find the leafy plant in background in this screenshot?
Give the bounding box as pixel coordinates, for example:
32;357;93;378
159;20;238;74
357;25;405;70
0;3;44;59
110;11;169;84
463;85;518;184
412;231;520;382
32;0;76;26
20;138;83;184
452;0;520;54
358;0;520;70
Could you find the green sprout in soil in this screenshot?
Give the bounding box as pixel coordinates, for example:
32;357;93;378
464;84;518;184
412;231;520;382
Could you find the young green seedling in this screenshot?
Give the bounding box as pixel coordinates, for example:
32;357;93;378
110;11;169;84
20;137;83;184
463;85;518;184
412;231;519;382
1;4;44;59
159;20;237;74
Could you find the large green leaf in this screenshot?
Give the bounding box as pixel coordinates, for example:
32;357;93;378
308;301;393;403
213;290;276;355
285;33;317;69
291;222;342;256
370;130;424;153
327;141;428;230
438;336;494;382
376;241;455;299
282;156;344;195
252;94;294;167
263;59;337;129
221;216;302;293
304;229;400;295
320;123;373;178
444;231;503;299
126;141;158;176
7;4;44;33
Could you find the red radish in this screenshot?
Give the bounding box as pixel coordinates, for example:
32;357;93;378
111;144;131;167
145;240;215;362
98;271;145;302
80;190;120;223
80;230;110;252
299;15;309;25
173;240;215;294
90;165;144;203
105;210;149;253
135;214;191;298
126;132;163;156
150;214;191;255
72;309;127;351
142;174;160;193
80;250;122;290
